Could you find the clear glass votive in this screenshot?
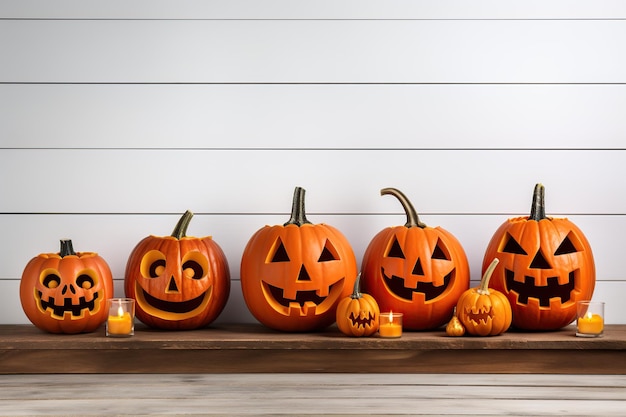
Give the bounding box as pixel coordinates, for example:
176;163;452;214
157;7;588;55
379;312;403;338
106;298;135;337
576;301;604;338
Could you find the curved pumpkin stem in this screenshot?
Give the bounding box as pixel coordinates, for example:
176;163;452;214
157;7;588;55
284;186;312;227
479;258;500;295
59;239;76;257
529;183;547;221
381;187;426;228
351;273;363;299
171;210;194;239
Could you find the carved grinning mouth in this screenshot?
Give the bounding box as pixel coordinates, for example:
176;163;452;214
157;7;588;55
382;268;453;301
37;291;100;319
262;278;344;315
349;311;376;328
141;289;206;313
134;282;213;320
505;269;576;307
465;307;493;325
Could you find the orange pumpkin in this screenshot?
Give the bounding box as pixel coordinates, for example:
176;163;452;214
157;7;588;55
124;210;230;330
240;187;357;332
20;239;114;334
361;188;470;330
457;258;512;336
482;183;595;330
336;273;380;337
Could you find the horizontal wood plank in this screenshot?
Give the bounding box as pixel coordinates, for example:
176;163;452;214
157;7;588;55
1;374;625;416
1;150;623;214
1;324;625;375
3;84;625;149
1;20;624;83
2;0;626;20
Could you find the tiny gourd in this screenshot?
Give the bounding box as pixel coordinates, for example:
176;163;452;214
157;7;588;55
456;258;512;336
445;306;465;337
336;273;380;337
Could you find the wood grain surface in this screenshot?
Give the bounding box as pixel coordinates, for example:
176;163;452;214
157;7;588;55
2;324;624;374
1;373;625;416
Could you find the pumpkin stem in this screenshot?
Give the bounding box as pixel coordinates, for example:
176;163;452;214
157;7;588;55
351;273;362;299
284;186;312;226
171;210;194;239
478;258;500;295
529;183;547;221
59;239;76;257
381;187;426;228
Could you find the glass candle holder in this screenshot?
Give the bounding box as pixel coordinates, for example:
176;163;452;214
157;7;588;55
379;312;403;338
576;301;604;338
106;298;135;337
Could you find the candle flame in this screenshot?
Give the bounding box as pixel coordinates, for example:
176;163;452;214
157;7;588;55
586;312;593;320
117;305;124;318
389;311;393;322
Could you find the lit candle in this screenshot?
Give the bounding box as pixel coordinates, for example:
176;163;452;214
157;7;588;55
107;304;133;336
577;312;604;335
379;312;402;338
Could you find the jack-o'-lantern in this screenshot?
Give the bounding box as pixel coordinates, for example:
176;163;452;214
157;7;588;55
124;210;230;330
482;183;595;330
361;188;470;330
457;258;512;336
336;273;380;337
20;239;114;334
240;187;358;332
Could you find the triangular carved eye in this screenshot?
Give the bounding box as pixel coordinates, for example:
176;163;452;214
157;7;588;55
431;239;450;260
555;233;581;255
501;233;527;255
386;237;405;259
270;238;290;262
318;239;339;262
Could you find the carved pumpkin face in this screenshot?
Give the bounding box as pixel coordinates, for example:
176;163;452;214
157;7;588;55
336;275;380;337
457;258;512;336
124;211;230;330
20;239;114;334
483;184;595;330
361;188;470;330
240;187;357;332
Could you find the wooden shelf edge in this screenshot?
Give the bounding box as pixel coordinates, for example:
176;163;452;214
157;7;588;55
2;324;625;374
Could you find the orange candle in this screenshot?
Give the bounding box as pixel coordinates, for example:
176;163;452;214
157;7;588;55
108;307;133;335
379;312;402;338
106;298;135;337
577;313;604;335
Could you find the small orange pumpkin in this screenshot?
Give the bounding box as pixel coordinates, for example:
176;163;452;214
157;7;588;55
240;187;358;332
456;258;512;336
336;273;380;337
20;239;114;334
124;210;230;330
482;183;595;330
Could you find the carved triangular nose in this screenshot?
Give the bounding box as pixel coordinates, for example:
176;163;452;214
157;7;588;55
530;250;552;269
297;265;311;281
167;276;180;292
412;258;424;275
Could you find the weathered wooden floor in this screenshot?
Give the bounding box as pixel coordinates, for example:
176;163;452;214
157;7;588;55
1;373;625;416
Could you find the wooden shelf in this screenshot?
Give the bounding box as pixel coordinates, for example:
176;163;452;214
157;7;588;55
1;324;624;374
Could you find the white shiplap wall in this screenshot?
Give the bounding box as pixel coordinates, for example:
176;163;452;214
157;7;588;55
1;1;625;325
